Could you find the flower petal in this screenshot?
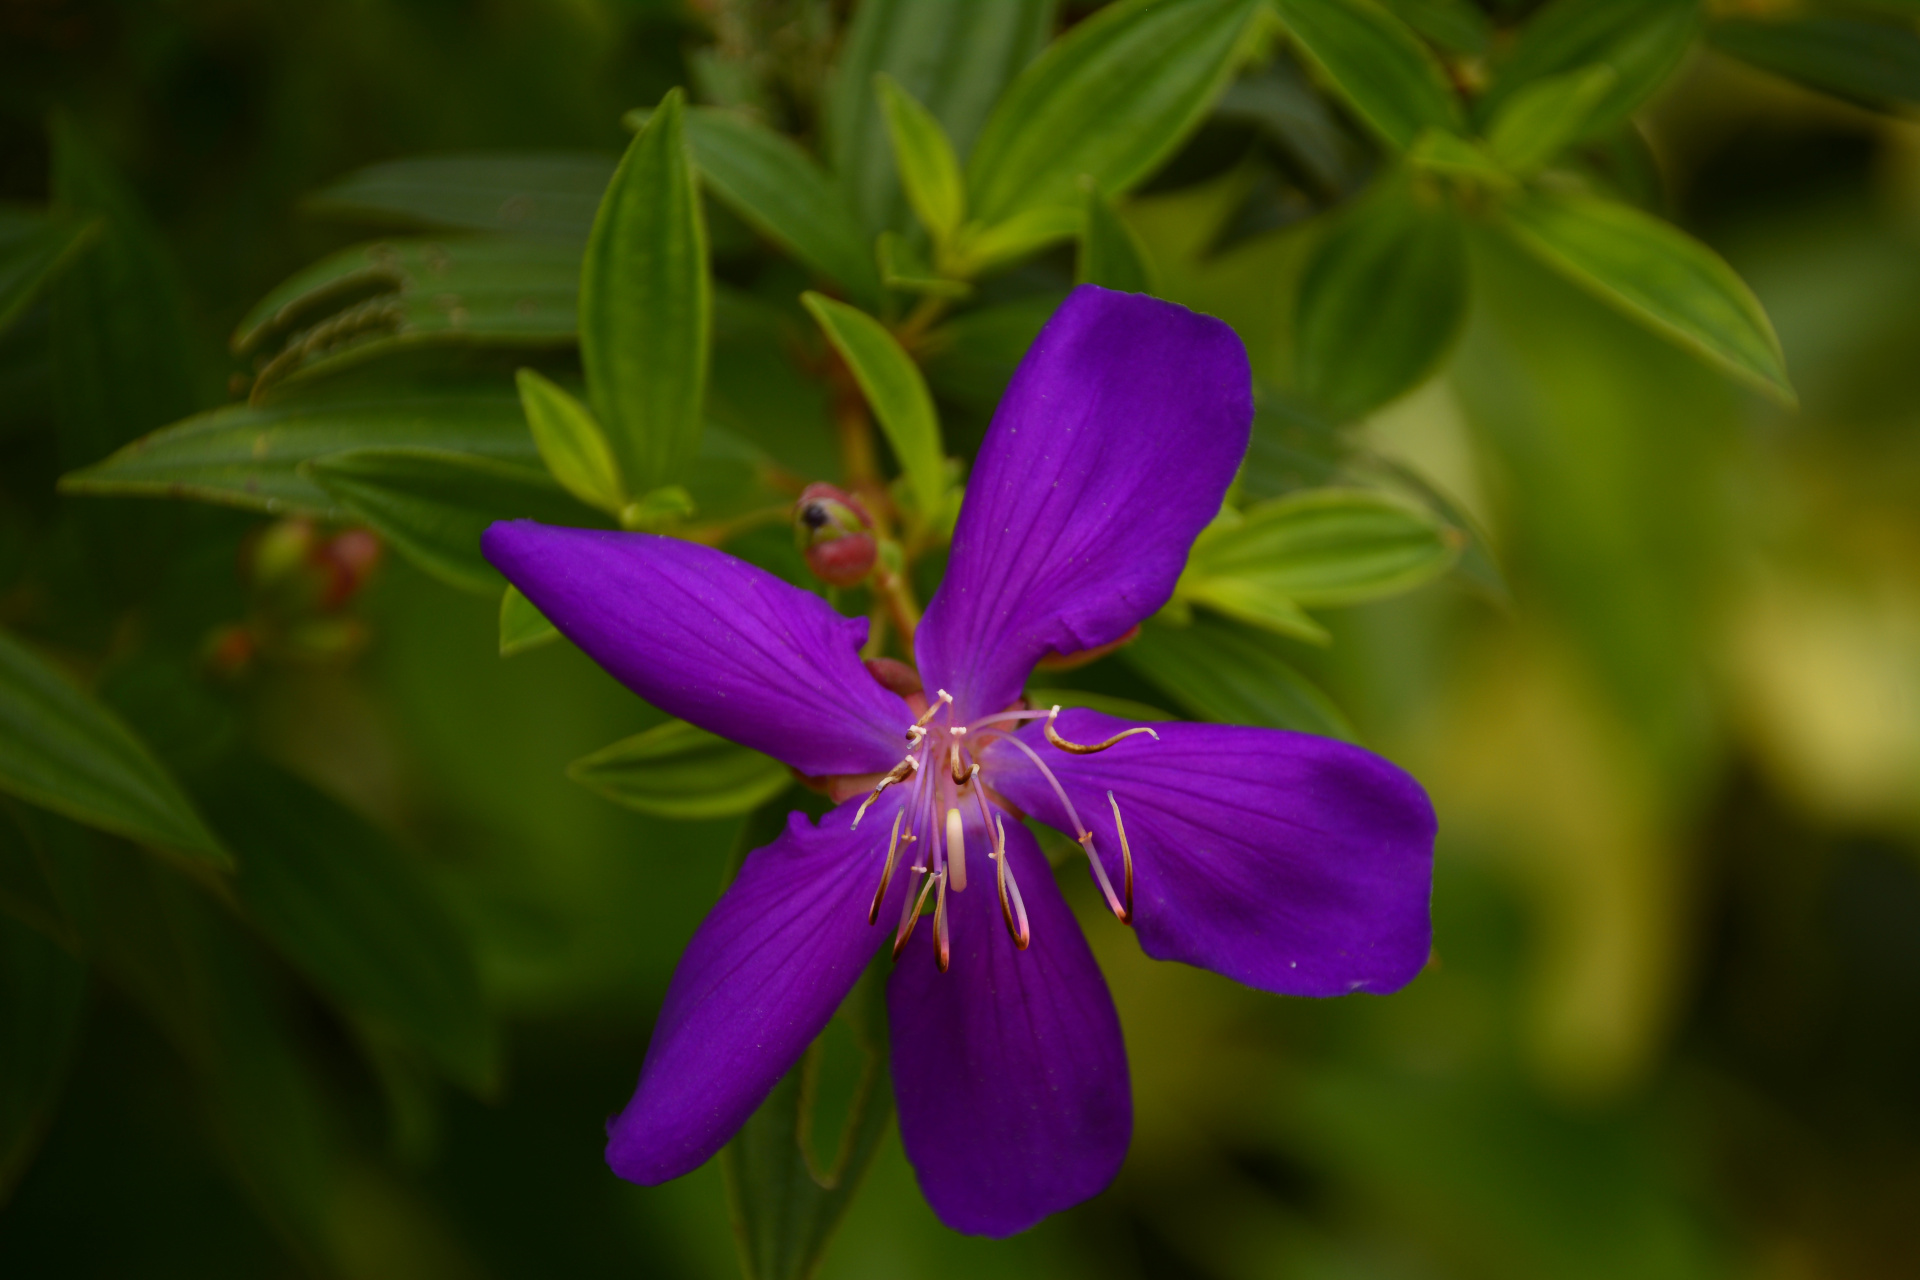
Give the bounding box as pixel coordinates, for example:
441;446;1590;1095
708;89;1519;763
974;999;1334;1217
888;818;1131;1237
987;710;1434;997
484;521;908;776
915;285;1252;721
605;796;907;1183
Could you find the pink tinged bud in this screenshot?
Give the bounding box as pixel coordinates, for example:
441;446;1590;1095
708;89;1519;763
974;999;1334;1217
863;656;923;698
794;483;877;587
317;528;382;610
804;533;877;587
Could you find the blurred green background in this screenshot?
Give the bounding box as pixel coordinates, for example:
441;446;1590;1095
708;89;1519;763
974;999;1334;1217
5;1;1920;1276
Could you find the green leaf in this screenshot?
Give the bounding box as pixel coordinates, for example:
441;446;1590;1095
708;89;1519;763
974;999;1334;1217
1405;128;1511;187
1496;189;1794;402
826;0;1056;236
59;379;540;518
668;107;883;306
1271;0;1464;149
1709;15;1920;110
202;758;496;1093
581;88;709;496
1485;65;1619;173
877;232;973;298
307;447;599;593
516;367;625;515
1378;0;1490;54
876;75;967;248
1180;488;1460;640
920;294;1060;413
723;931;893;1280
949;205;1082;275
0;206;98;335
1077;180;1153;294
1126;614;1354;738
0;911;87;1198
800;293;947;518
307;152;616;240
1296;177;1469;420
1474;0;1699;140
568;720;791;821
967;0;1263;224
0;629;227;867
499;585;561;658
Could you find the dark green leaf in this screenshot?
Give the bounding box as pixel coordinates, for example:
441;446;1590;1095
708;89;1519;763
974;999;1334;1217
499;585;561;658
0;206;98;335
1496;188;1793;402
967;0;1262;225
1710;15;1920;110
827;0;1055;236
920;294;1060;413
1378;0;1491;54
581;88;709;495
0;911;87;1198
801;293;947;517
568;720;791;821
708;288;839;478
307;152;617;240
1296;176;1469;420
1272;0;1464;149
1126;614;1354;738
202;758;496;1093
0;803;82;949
1485;65;1619;173
670;108;883;305
877;75;968;248
0;629;227;867
1475;0;1700;140
59;379;540;518
307;447;599;593
1077;181;1153;293
878;231;973;298
516;368;625;515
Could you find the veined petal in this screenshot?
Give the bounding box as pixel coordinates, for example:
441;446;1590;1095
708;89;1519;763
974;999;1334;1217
915;286;1252;721
605;796;907;1184
484;521;908;776
889;819;1130;1238
988;710;1434;997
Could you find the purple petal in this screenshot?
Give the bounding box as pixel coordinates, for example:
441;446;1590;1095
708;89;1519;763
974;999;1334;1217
889;818;1130;1237
606;796;907;1184
986;710;1434;997
484;521;908;776
915;286;1252;722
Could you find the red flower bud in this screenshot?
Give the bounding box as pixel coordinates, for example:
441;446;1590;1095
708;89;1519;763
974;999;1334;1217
794;483;876;587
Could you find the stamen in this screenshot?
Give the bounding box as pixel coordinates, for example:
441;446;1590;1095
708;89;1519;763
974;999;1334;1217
993;813;1030;950
1107;791;1135;924
994;735;1129;924
967;709;1053;730
945;807;967;891
933;871;951;973
869;809;904;925
1044;705;1160;755
852;755;917;828
911;690;954;731
893;867;938;959
948;743;969;785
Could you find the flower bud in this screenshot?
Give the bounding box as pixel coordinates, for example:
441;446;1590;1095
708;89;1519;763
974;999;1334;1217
794;483;876;587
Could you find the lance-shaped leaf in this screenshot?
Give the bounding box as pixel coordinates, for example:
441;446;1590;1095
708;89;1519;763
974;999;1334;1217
966;0;1262;225
0;630;227;868
307;152;617;240
876;75;966;248
202;758;497;1093
307;448;601;593
568;720;791;821
801;293;947;518
826;0;1055;236
1271;0;1464;150
0;206;98;335
664;108;883;306
1486;65;1619;174
1077;181;1153;294
1473;0;1699;141
1296;178;1469;421
581;88;709;496
59;380;540;518
1497;189;1794;402
499;586;561;658
948;206;1082;275
1379;0;1490;54
516;368;625;515
1126;615;1354;740
920;293;1060;412
0;912;88;1198
1178;489;1460;642
1709;15;1920;110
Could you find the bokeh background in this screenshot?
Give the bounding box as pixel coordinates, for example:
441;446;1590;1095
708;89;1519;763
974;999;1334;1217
4;1;1920;1276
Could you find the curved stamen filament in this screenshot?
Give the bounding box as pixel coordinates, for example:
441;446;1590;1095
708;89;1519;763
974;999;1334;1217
1044;705;1160;755
869;809;904;925
999;733;1128;923
993;813;1030;950
894;865;939;959
853;755;917;829
933;871;951;973
967;708;1053;730
1108;791;1135;923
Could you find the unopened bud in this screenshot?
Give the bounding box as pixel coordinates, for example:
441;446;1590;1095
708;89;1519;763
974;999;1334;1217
794;483;876;587
316;528;382;610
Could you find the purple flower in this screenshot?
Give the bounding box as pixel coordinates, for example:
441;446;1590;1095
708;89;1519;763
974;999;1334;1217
482;286;1434;1237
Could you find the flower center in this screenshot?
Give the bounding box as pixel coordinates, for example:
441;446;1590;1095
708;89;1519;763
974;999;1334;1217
849;689;1156;972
